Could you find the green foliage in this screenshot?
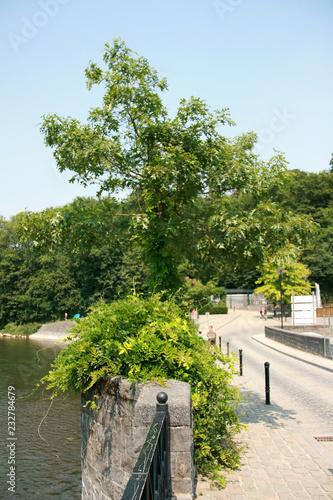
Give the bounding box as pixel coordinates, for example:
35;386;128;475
1;322;41;336
200;304;229;315
254;248;312;304
178;278;226;312
41;294;244;482
0;198;150;327
39;38;313;292
268;169;333;301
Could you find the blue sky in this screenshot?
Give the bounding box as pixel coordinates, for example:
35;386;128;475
1;0;332;220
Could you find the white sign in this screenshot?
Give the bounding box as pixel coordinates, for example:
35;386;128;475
291;293;316;325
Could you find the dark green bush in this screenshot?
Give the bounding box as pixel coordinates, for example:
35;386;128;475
199;303;228;314
210;305;229;314
41;294;243;485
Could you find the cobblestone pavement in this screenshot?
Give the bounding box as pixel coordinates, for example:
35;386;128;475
196;310;333;499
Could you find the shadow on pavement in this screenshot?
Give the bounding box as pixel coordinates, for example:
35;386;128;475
235;386;298;428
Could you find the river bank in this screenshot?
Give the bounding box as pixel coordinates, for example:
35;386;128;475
0;321;75;341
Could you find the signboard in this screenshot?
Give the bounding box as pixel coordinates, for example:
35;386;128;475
291;293;316;325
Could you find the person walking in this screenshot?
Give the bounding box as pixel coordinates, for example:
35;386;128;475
207;325;216;345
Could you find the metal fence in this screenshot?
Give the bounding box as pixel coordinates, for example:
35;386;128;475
121;392;172;500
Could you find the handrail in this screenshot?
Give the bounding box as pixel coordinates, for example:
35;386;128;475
121;392;172;500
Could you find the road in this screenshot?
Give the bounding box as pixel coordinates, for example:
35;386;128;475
198;309;333;442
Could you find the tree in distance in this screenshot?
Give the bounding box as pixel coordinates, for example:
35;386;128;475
254;246;312;305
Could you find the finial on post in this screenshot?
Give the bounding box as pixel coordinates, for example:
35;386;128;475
157;392;168;404
156;392;168;412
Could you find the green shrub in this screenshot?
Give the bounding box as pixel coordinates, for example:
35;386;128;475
210;305;229;314
199;303;228;315
178;278;226;312
41;294;243;485
2;322;41;336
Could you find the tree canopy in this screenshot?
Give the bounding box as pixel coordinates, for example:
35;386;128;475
39;38;314;292
254;247;312;304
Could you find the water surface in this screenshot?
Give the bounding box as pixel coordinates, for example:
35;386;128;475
0;337;81;499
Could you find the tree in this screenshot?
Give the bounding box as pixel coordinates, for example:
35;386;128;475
39;39;314;292
269;169;333;302
254;248;312;305
178;277;226;312
0;198;147;326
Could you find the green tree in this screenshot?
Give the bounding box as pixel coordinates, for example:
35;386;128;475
254;248;312;304
270;169;333;302
178;277;226;312
39;39;314;292
3;197;150;325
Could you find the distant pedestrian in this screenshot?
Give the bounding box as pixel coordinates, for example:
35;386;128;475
259;306;263;318
264;308;267;320
64;312;68;321
233;304;235;313
207;325;216;345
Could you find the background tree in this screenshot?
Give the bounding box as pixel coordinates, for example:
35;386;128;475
0;197;150;327
270;169;333;303
254;248;312;305
178;277;226;313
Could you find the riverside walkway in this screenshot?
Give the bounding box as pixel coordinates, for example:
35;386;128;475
196;309;333;499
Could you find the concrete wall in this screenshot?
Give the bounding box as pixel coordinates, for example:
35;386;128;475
81;376;194;500
265;326;333;359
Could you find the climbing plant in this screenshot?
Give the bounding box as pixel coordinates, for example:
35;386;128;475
41;293;244;485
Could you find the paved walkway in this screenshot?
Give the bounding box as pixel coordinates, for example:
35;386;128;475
196;312;333;499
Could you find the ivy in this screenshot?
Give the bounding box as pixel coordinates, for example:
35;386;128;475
41;293;244;485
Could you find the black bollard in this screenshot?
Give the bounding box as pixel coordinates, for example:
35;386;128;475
239;349;243;376
264;362;270;404
219;336;221;350
227;342;230;356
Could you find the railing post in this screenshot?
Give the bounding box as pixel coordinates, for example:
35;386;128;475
156;392;171;499
219;336;221;350
239;349;243;376
121;392;172;500
265;362;270;405
227;342;230;356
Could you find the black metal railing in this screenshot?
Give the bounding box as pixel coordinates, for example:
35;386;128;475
121;392;172;500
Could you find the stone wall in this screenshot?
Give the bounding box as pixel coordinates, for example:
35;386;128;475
81;376;194;499
265;326;332;358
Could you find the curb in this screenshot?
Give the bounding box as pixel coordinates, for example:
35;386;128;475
252;333;333;373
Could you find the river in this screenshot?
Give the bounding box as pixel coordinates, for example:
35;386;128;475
0;337;81;499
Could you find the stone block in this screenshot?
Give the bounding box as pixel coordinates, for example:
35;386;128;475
171;478;194;494
171;427;193;452
134;380;192;427
174;452;194;477
81;378;194;499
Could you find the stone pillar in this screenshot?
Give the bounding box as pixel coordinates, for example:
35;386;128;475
81;376;194;499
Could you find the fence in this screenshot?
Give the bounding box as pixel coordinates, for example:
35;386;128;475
81;377;194;500
122;392;171;500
